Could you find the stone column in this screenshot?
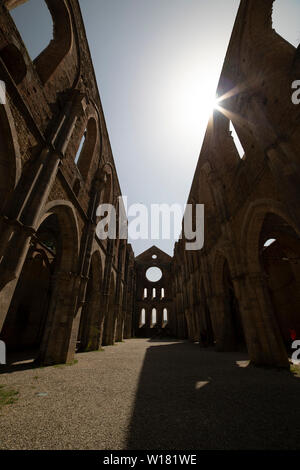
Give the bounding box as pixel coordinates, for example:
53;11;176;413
38;271;81;365
237;271;289;367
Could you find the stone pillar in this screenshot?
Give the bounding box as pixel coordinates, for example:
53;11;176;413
157;308;163;328
236;271;289;367
38;271;81;365
145;308;151;328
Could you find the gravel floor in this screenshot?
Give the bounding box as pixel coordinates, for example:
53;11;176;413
0;338;300;450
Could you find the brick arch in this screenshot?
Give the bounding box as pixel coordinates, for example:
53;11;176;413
6;0;73;84
0;102;22;212
1;199;80;365
34;0;73;84
40;200;80;273
240;199;300;273
35;200;81;364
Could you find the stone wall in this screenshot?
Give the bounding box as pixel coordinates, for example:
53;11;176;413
171;0;300;368
0;0;135;365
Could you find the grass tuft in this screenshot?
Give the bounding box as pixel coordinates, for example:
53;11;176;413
0;385;19;408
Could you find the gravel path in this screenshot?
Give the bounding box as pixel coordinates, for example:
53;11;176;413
0;339;300;450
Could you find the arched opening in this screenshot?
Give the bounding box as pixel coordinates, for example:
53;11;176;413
10;0;53;60
143;288;147;299
272;0;300;48
8;0;73;84
152;288;156;299
161;288;165;299
163;308;168;324
151;308;157;327
1;213;59;364
74;118;97;181
260;213;300;354
222;259;246;351
229;120;245;159
0;201;80;366
140;309;146;327
102;276;116;346
77;251;103;352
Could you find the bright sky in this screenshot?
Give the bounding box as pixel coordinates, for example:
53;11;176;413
11;0;300;256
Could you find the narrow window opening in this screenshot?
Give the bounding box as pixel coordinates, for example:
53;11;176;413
75;131;86;165
152;288;156;299
230;121;245;159
140;309;146;326
74;119;97;180
163;308;168;323
161;288;165;299
151;308;157;326
143;288;147;299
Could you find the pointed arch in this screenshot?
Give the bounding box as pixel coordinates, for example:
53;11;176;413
40;200;80;273
7;0;73;84
240;199;300;273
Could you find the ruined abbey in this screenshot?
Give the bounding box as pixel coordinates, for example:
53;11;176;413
0;0;300;370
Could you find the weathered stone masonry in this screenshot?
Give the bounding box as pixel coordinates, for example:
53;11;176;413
0;0;135;365
1;0;300;370
171;0;300;368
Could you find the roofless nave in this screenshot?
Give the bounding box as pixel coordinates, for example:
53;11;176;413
0;0;300;370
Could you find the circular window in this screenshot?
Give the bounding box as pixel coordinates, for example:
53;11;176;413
146;267;162;282
152;254;157;259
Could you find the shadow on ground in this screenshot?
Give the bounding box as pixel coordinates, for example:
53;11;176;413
0;350;39;374
127;341;300;450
